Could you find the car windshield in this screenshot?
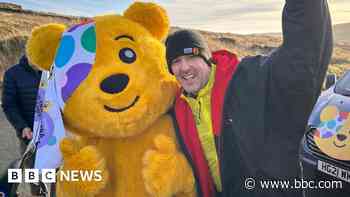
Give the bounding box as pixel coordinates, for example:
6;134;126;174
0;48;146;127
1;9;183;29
334;70;350;96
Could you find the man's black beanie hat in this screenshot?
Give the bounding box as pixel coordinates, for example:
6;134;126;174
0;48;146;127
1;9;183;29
165;29;211;74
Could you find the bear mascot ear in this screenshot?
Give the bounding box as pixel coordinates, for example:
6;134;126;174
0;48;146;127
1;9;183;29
124;2;169;41
26;23;66;71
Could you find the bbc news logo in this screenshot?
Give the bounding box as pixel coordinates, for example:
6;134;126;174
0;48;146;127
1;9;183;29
8;169;102;183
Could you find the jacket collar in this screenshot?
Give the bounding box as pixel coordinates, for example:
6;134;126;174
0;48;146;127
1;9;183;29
19;56;41;75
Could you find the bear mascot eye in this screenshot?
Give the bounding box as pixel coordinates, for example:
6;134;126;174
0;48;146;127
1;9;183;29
119;47;136;64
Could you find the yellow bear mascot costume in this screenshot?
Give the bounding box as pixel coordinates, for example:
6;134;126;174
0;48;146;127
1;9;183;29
314;105;350;161
26;2;196;197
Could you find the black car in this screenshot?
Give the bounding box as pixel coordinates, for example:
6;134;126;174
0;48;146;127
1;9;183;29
300;71;350;197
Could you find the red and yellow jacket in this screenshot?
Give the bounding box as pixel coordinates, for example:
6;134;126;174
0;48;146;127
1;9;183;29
172;50;239;197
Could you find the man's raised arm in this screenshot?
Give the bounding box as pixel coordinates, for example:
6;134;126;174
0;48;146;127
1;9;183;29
265;0;333;95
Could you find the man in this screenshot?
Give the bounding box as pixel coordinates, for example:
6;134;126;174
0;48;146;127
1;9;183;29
1;55;42;195
166;0;332;197
2;55;41;149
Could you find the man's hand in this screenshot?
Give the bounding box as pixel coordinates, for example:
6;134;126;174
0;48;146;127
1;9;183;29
21;127;33;140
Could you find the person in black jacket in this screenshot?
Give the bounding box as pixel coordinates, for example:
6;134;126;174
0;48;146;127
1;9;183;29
166;0;333;197
1;55;42;195
2;55;41;149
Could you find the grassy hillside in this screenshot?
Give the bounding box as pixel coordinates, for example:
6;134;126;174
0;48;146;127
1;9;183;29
0;3;82;81
0;3;349;83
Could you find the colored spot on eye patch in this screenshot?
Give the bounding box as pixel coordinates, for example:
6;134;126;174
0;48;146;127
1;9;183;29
322;131;333;138
81;26;96;53
55;35;75;68
340;112;349;120
327;120;336;129
61;63;92;102
314;129;320;138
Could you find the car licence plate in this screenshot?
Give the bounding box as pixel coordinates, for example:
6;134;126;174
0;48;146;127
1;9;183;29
318;160;350;183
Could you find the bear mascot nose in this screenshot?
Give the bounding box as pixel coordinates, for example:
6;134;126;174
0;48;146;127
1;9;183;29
100;74;129;94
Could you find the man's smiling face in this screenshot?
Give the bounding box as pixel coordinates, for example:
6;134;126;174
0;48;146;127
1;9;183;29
171;55;211;95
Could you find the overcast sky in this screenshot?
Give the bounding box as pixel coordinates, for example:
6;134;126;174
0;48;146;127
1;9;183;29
3;0;350;34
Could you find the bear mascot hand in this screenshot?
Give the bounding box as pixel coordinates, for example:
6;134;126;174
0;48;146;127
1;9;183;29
57;138;109;196
143;135;196;197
